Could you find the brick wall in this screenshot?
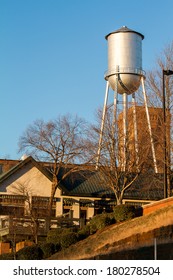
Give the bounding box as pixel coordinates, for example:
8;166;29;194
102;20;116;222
0;159;20;175
143;197;173;215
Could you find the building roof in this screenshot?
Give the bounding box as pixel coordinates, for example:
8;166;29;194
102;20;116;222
69;171;114;198
0;156;95;196
0;156;53;184
0;156;166;201
124;173;164;200
68;171;164;200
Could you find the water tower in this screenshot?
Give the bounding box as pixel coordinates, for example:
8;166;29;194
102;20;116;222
96;26;158;172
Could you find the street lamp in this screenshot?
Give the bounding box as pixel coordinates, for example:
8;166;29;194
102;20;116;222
163;69;173;198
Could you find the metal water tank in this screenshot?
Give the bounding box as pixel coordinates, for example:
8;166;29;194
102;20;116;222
105;26;145;94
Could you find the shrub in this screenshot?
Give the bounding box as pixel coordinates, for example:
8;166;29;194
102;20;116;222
60;232;78;249
46;227;77;244
46;228;63;243
17;245;43;260
89;213;115;234
0;253;15;260
113;205;136;222
55;243;61;252
77;224;90;240
40;242;55;259
46;228;80;251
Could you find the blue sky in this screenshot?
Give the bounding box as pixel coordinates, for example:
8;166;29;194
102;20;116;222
1;0;173;159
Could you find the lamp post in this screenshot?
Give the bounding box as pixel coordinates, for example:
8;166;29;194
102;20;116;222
163;69;173;198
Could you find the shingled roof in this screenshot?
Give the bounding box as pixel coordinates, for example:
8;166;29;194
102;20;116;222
124;173;164;200
69;171;114;198
66;171;165;200
0;156;166;201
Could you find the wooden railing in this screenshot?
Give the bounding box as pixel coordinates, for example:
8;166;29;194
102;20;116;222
0;215;85;238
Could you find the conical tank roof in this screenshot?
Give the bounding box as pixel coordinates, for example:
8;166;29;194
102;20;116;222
105;26;144;40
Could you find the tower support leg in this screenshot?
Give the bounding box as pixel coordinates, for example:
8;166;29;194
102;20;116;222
132;93;139;170
141;77;158;173
111;74;118;168
122;93;128;171
96;81;109;168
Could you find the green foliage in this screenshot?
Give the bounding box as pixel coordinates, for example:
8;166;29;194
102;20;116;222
17;245;43;260
40;242;55;259
46;228;63;248
0;253;14;260
88;213;115;234
60;232;78;249
46;228;77;242
77;224;90;240
46;227;79;252
113;204;136;222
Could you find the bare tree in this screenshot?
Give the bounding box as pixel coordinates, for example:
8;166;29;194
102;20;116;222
18;114;89;223
144;41;173;196
145;41;173;108
9;182;44;244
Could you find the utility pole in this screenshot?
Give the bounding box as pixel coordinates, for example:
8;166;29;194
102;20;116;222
162;69;173;198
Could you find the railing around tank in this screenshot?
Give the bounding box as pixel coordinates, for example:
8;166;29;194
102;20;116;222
104;67;146;79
